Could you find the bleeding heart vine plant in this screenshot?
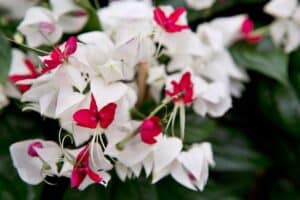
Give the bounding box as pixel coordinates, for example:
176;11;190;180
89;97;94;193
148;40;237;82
0;0;296;194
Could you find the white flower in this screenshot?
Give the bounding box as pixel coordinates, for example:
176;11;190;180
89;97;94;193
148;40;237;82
105;123;182;182
21;65;86;118
18;7;63;47
153;142;214;191
50;0;88;33
77;31;138;80
264;0;300;52
10;139;62;185
165;70;232;117
60;144;113;190
264;0;297;18
98;0;153;33
185;0;216;10
207;15;247;47
193;81;232;117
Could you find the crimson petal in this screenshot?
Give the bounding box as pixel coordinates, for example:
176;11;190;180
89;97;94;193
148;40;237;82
98;103;117;129
64;36;77;56
153;7;167;27
169;7;186;23
73;109;98;129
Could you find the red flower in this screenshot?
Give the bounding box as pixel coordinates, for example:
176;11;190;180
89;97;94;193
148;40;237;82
166;72;194;104
240;18;262;44
9;59;40;93
153;7;189;33
27;141;43;157
42;36;77;74
71;145;102;189
140;116;162;144
73;95;117;129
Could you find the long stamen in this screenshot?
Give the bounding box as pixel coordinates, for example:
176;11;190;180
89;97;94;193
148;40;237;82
179;103;185;139
116;130;138;151
90;131;98;168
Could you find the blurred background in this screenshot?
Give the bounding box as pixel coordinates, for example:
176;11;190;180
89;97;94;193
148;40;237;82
1;0;300;199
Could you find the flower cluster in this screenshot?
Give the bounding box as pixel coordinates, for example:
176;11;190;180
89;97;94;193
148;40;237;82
4;0;270;192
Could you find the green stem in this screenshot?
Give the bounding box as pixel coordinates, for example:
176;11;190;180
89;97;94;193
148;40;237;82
148;98;172;118
252;25;270;36
6;37;49;55
116;131;138;151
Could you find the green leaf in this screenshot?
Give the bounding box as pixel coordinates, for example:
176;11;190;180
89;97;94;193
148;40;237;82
211;126;270;172
157;177;244;200
111;178;158;200
230;37;288;85
184;113;216;144
0;103;43;200
64;184;109;200
0;31;11;84
289;50;300;98
75;0;102;31
256;80;300;137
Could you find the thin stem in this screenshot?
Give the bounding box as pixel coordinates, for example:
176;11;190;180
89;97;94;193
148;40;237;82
93;0;100;9
252;25;270;36
6;37;49;55
148;98;171;118
116;130;138;151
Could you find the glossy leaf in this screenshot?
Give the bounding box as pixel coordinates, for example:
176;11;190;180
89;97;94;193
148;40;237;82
75;0;102;31
0;31;11;84
256;80;300;137
230;38;288;85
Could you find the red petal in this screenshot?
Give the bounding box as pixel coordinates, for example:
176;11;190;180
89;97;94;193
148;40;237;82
241;18;254;35
169;7;186;23
179;72;192;88
165;24;189;33
98;103;117;129
140;116;162;145
153;7;167;27
90;95;98;114
24;59;39;76
73;109;98;129
71;168;86;188
27;141;43;157
64;36;77;57
50;47;63;61
245;35;263;44
87;168;102;183
41;60;62;74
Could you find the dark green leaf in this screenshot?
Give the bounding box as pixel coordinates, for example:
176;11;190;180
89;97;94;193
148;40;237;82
0;103;43;200
230;37;288;84
112;178;158;200
75;0;102;31
211;126;270;172
289;50;300;98
0;31;11;84
157;177;243;200
184;113;216;144
64;184;109;200
256;80;300;137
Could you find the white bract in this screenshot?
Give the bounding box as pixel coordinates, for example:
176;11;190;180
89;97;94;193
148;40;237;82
10;139;62;185
7;0;255;192
18;7;63;47
264;0;300;53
